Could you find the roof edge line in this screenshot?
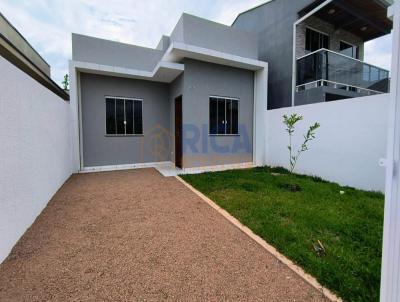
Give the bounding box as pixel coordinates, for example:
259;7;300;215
231;0;275;26
0;12;50;67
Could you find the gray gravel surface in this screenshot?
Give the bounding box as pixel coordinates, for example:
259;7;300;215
0;169;328;301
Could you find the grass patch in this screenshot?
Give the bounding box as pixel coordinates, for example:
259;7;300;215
182;167;384;302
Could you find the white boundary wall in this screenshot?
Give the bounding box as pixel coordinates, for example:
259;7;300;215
266;94;390;192
0;56;78;263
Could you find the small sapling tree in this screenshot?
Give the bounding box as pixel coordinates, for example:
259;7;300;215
283;113;320;173
62;74;69;90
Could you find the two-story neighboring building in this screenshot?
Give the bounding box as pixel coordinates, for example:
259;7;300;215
70;0;392;172
233;0;392;108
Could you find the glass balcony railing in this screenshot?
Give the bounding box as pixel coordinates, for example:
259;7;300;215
296;49;390;94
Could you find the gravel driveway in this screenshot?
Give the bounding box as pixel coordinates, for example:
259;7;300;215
0;169;327;301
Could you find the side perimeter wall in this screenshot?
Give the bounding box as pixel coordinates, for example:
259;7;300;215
266;94;389;192
0;56;77;263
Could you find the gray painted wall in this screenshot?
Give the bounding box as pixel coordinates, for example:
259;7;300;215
170;14;258;59
170;15;184;44
79;60;254;169
156;35;171;52
80;73;170;167
181;59;254;168
72;34;164;72
233;0;314;109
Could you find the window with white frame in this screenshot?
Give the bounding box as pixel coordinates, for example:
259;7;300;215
340;41;359;59
105;97;143;135
209;96;239;135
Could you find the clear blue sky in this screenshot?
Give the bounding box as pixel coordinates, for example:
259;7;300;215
0;0;392;85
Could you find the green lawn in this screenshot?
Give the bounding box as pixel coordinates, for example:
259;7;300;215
182;167;384;302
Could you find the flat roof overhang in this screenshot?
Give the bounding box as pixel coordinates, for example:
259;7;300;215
164;42;268;71
299;0;393;42
71;42;268;82
0;12;50;77
71;60;184;83
0;32;69;101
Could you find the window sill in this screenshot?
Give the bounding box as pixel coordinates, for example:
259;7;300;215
209;134;240;137
105;134;144;137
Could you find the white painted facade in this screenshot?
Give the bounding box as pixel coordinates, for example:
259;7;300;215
0;56;78;263
266;94;390;192
380;2;400;301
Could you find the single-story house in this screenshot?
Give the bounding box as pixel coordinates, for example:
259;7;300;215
70;13;268;172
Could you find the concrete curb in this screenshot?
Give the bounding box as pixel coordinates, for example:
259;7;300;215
176;176;342;302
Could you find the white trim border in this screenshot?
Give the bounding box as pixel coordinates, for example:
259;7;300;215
80;161;171;173
180;162;254;174
79;161;254;175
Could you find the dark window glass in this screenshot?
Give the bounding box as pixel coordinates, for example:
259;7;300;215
231;100;238;135
217;98;225;135
306;28;311;51
226;99;232;134
306;28;329;52
322;34;329;49
310;29;320;51
106;98;116;134
340;41;359;59
125;100;133;134
134;100;143;134
209;98;218;134
116;99;125;134
209;97;238;135
106;97;142;135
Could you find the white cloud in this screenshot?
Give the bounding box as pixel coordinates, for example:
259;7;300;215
0;0;393;85
0;0;205;84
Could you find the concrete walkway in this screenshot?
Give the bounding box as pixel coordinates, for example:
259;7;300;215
0;169;327;301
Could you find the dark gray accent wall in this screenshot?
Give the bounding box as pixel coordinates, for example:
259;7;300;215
232;0;314;109
80;73;170;167
72;34;164;71
181;59;254;168
170;14;258;59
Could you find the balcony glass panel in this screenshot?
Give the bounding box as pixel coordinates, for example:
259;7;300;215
297;49;389;93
